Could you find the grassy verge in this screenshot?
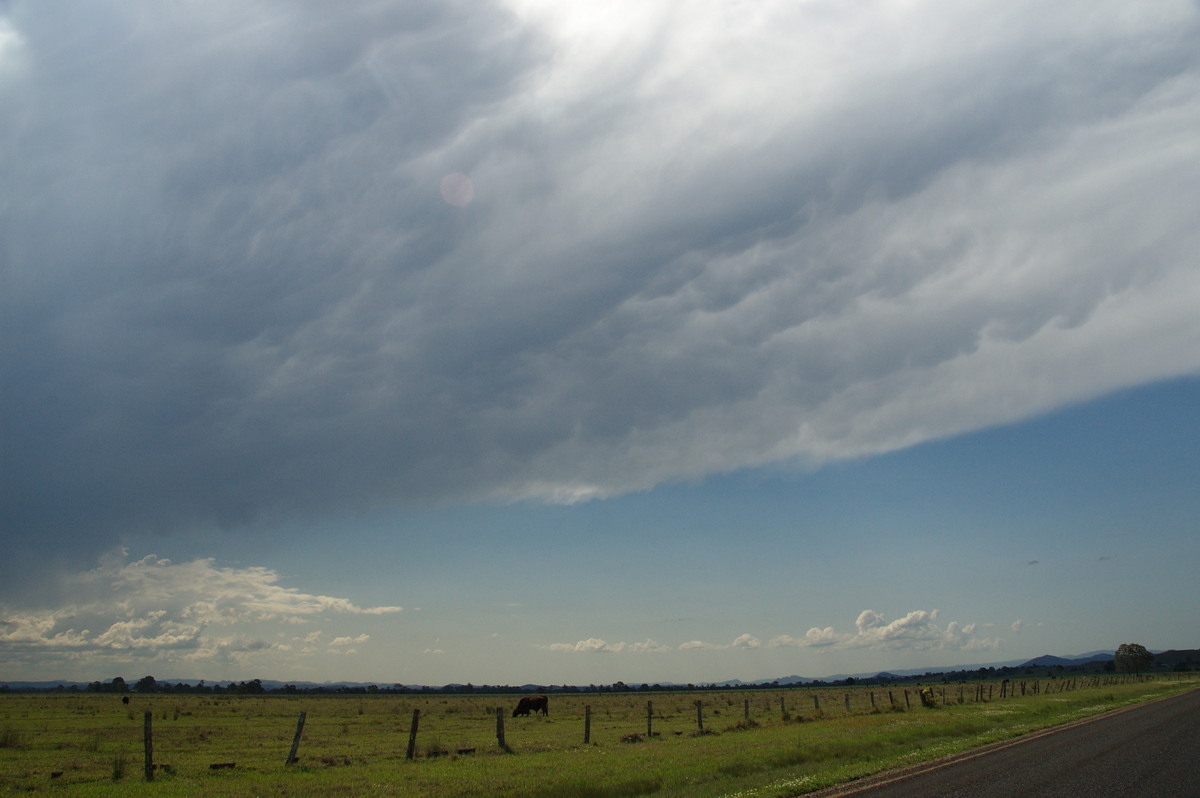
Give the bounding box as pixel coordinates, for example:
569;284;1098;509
0;677;1193;797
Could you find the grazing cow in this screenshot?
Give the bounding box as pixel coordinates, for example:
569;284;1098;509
512;695;549;717
121;696;130;705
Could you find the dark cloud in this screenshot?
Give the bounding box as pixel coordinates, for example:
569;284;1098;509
3;1;1199;581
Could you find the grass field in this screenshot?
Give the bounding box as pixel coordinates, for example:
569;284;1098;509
1;676;1194;797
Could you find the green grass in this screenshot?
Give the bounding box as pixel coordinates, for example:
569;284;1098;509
0;676;1194;796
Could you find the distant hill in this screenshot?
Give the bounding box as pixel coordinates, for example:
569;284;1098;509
3;649;1195;693
1019;651;1114;668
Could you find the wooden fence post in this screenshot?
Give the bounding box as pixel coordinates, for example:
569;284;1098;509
496;707;508;752
780;696;786;719
844;694;851;713
695;700;704;732
286;711;306;766
813;694;820;712
647;700;654;737
584;705;591;744
903;689;910;708
405;709;419;760
744;698;750;720
143;711;153;782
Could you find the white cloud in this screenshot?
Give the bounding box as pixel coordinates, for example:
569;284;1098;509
962;637;1003;652
0;551;401;674
678;640;721;651
768;628;842;649
681;634;765;651
765;610;994;653
541;638;670;654
330;634;370;646
560;614;995;658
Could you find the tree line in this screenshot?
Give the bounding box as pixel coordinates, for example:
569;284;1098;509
4;644;1188;696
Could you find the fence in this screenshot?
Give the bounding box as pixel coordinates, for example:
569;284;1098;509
0;674;1175;785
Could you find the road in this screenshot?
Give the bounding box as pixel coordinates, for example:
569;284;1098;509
809;687;1200;798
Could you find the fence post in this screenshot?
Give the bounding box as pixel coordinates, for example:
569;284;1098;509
780;696;786;719
287;711;306;766
744;698;750;720
695;700;704;732
405;709;419;760
584;705;591;744
844;694;851;713
904;689;910;708
647;700;654;737
813;694;820;712
496;707;508;752
869;692;875;709
143;711;154;782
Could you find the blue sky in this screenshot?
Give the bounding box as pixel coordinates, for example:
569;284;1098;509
2;1;1198;686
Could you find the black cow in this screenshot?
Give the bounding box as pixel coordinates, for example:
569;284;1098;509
512;695;548;717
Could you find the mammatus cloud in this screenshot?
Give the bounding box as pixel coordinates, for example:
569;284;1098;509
1;0;1199;574
543;610;1000;656
0;552;401;675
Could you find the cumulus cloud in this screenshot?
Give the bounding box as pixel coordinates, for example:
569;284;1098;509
767;628;843;649
764;609;994;653
541;638;670;654
679;634;765;651
0;551;400;674
679;640;722;652
619;611;994;656
330;634;371;646
2;0;1199;575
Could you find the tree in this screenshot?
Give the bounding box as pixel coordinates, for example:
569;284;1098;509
1114;643;1153;675
134;675;158;693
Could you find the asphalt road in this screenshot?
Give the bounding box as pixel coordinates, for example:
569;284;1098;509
810;687;1200;798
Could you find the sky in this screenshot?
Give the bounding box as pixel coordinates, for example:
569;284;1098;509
1;0;1198;687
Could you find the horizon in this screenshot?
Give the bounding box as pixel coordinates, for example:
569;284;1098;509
2;2;1198;687
0;644;1133;690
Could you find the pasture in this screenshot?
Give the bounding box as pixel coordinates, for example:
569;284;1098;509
1;676;1194;797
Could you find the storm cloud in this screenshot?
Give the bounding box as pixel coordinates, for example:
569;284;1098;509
3;0;1199;576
